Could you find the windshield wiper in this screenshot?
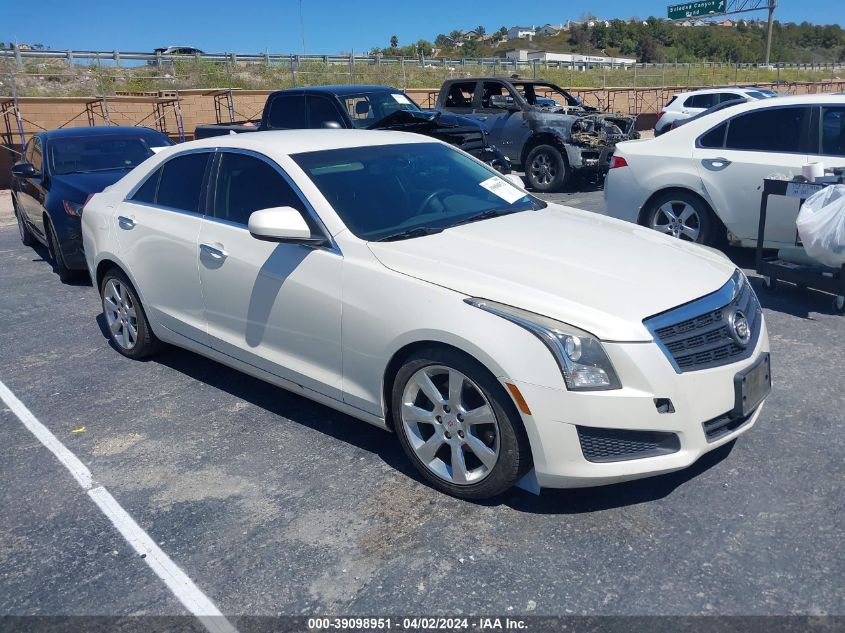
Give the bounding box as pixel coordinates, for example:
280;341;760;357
452;208;521;227
375;226;444;242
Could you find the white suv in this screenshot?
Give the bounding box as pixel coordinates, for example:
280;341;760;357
654;87;777;136
606;95;845;247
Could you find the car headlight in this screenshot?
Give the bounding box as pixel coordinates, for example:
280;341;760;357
465;298;621;391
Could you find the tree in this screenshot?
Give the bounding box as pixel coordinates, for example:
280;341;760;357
476;26;486;36
462;39;481;58
498;26;508;36
416;39;433;56
390;35;398;49
435;33;449;47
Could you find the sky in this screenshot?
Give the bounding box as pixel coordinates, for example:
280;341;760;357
1;0;839;55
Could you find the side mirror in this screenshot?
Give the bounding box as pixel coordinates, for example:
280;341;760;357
573;96;584;106
248;206;325;245
11;162;39;178
503;174;525;189
489;95;518;111
321;120;343;129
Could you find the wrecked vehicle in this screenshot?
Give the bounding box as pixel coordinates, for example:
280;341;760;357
195;85;511;173
435;77;639;191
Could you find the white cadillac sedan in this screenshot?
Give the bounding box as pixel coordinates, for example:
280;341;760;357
82;130;771;500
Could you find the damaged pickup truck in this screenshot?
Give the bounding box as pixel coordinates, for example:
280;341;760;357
436;77;638;191
195;85;511;173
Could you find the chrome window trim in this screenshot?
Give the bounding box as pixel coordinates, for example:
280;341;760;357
122;146;340;255
123;146;213;203
694;103;816;155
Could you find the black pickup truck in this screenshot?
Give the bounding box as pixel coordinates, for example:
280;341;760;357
196;85;510;173
436;77;639;191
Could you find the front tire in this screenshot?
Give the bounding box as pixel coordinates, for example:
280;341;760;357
643;191;716;245
100;268;160;359
524;144;569;192
391;347;531;500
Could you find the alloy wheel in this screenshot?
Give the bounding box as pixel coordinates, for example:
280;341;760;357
529;151;557;186
103;278;139;350
400;365;500;485
650;201;701;241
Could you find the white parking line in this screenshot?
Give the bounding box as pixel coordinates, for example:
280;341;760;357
0;379;238;633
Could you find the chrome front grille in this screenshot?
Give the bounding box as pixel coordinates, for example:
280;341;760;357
644;271;762;373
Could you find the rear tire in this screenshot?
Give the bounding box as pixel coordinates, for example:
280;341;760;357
13;196;35;247
100;268;160;359
391;347;532;500
643;190;718;246
46;220;77;283
524;144;569;192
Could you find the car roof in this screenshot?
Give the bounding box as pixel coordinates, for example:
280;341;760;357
271;85;401;96
448;77;558;85
38;126;167;140
167;129;439;156
674;87;767;97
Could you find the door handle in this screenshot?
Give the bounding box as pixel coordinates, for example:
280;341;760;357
117;215;135;229
200;243;228;259
701;157;732;171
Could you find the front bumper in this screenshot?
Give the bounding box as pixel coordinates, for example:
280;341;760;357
506;317;770;489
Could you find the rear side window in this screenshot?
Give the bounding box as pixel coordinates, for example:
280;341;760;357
131;168;160;203
153;153;209;212
212;152;306;226
717;92;742;103
725;107;812;153
684;94;714;108
266;95;307;129
664;96;677;108
699;122;727;148
821;106;845;157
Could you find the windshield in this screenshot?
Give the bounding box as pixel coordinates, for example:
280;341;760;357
292;142;545;241
342;92;422;129
49;135;168;175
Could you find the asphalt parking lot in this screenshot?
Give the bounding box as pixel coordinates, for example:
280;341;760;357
1;186;843;625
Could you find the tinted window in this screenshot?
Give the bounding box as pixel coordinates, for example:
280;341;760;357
156;153;209;212
725;107;812;152
265;95;307;129
821;107;845;157
684;94;715;108
306;96;343;128
212;153;305;226
292;143;544;241
699;122;727;148
131;168;161;203
443;82;476;108
717;92;742;103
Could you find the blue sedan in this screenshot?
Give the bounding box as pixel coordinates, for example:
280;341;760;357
11;126;172;281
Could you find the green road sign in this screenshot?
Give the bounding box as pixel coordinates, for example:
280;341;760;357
667;0;727;19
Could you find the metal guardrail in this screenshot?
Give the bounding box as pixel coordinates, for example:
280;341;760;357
1;47;844;72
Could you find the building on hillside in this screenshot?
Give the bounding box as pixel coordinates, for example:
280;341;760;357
507;26;536;40
716;19;736;27
496;49;636;68
537;23;566;36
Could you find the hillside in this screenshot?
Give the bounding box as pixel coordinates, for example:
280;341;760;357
380;19;845;64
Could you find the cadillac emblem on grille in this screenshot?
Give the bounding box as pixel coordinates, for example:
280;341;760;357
728;308;752;347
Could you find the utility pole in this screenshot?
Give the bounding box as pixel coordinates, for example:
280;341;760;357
764;0;775;65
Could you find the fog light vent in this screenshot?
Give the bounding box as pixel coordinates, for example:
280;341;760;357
576;427;680;463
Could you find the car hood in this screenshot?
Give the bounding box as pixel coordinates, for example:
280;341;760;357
50;170;131;200
367;204;736;341
369;109;483;132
